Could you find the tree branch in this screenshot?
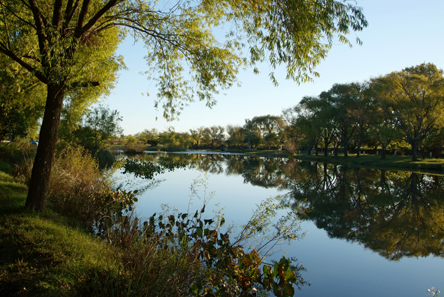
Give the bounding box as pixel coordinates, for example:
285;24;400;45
63;0;81;34
0;1;36;30
52;0;63;29
28;0;50;68
75;0;91;33
0;45;47;84
74;0;120;39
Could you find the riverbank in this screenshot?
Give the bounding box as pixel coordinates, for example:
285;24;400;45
0;161;121;296
291;153;444;174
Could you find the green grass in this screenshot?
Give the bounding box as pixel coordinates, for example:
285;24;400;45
0;166;121;297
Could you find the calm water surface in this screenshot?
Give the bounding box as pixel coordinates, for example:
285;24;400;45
117;152;444;297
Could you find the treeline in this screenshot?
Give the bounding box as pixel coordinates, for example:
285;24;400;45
2;63;444;163
118;114;286;152
284;62;444;161
120;63;444;161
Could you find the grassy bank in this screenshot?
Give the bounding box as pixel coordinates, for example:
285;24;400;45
0;160;121;297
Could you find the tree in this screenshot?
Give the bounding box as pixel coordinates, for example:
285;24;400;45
367;86;403;159
135;128;159;147
0;0;367;212
283;102;322;155
189;127;205;148
203;126;225;149
326;83;362;157
295;94;337;156
73;105;123;153
245;115;284;148
226;125;245;147
373;63;444;161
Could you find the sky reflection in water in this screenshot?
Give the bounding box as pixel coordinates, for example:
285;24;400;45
117;153;444;297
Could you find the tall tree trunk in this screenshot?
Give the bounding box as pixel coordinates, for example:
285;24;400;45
26;84;65;212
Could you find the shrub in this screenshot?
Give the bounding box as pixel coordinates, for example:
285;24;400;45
0;139;36;179
47;145;137;231
96;204;307;297
96;149;115;169
94;177;308;297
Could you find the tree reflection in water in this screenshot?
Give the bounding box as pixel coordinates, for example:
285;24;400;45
124;153;444;261
282;162;444;261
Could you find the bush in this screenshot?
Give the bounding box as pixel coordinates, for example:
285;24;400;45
97;206;307;297
96;149;115;169
47;145;137;232
0;139;36;178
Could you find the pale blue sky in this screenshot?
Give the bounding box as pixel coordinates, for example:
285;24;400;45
100;0;444;135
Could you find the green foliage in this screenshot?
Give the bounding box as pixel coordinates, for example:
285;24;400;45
0;56;45;141
427;287;441;297
283;65;444;159
158;128;194;150
0;141;36;171
47;145;137;232
226;125;246;147
202;126;226;149
71;105;123;154
98;176;307;297
244;131;261;148
372;63;444;160
135;129;160;146
0;169;120;296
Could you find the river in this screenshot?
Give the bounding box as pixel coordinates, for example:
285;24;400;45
115;152;444;297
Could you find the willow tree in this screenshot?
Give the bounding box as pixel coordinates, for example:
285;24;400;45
0;0;367;212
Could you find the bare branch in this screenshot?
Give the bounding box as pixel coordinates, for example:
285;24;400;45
74;0;120;39
28;0;50;68
63;0;81;34
75;0;91;32
52;0;63;29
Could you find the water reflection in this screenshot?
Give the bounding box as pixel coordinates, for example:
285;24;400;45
126;153;444;261
284;163;444;260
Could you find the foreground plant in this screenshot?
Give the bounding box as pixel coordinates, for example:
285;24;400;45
99;175;307;296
